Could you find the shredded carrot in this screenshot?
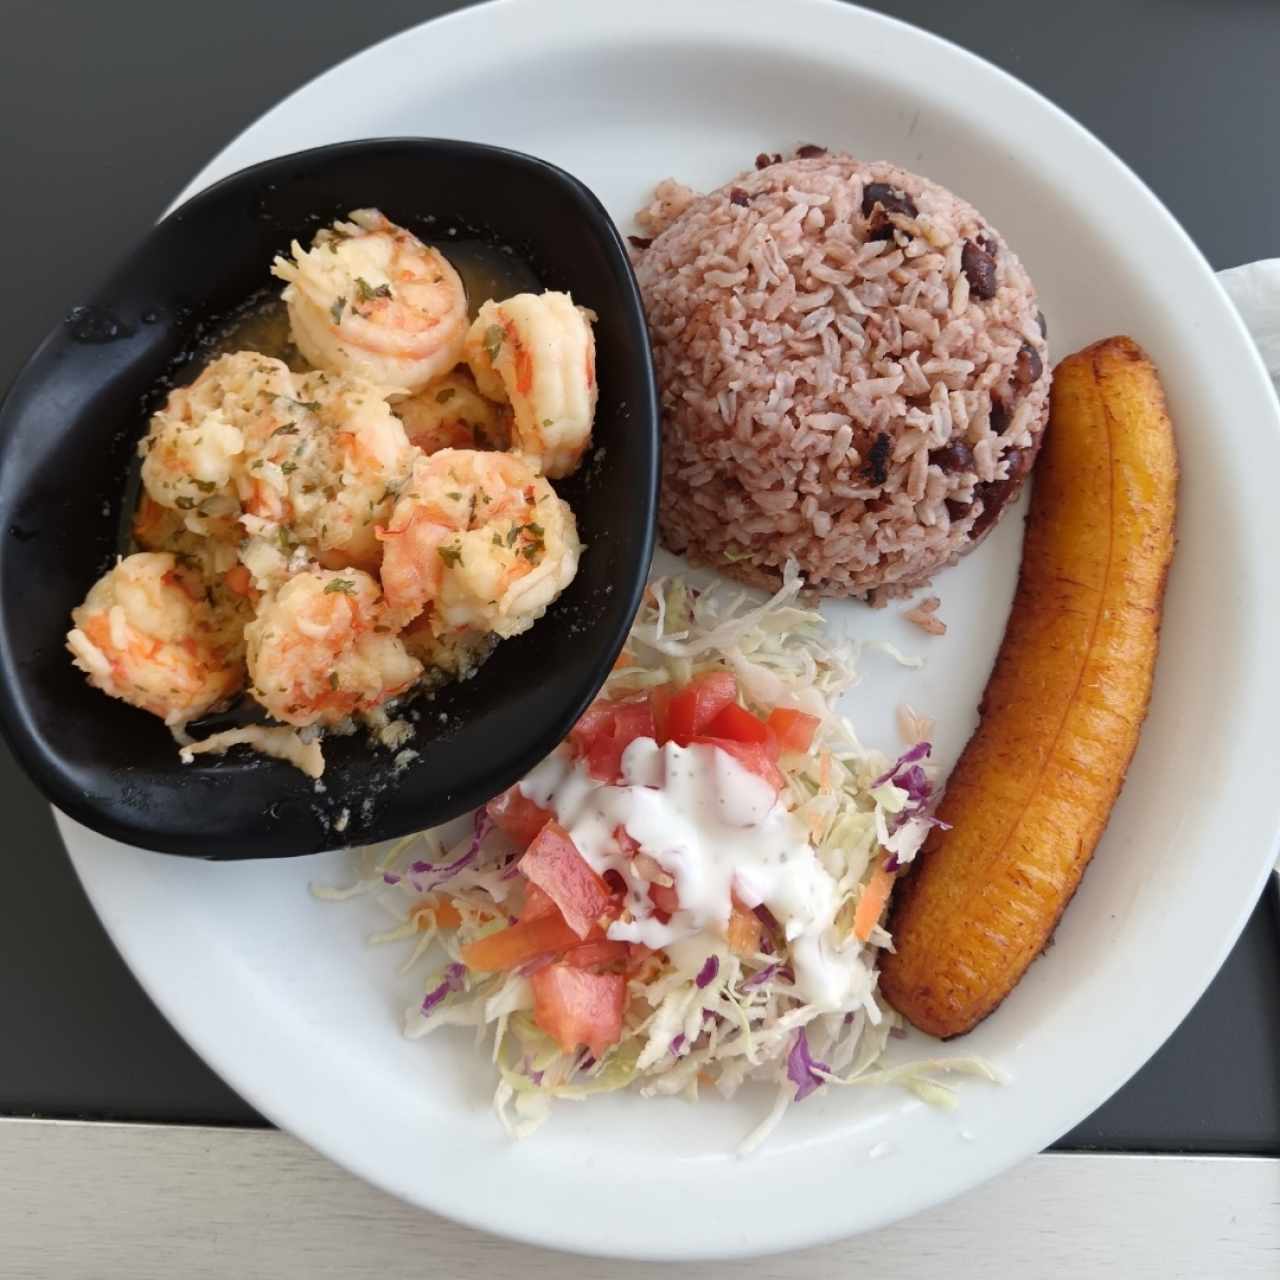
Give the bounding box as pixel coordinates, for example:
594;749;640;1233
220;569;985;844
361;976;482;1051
819;750;832;792
412;896;462;931
726;902;762;956
853;863;896;942
697;1071;715;1087
611;651;635;671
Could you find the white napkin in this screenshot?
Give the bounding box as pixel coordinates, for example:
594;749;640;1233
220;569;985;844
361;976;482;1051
1219;262;1280;877
1218;261;1280;387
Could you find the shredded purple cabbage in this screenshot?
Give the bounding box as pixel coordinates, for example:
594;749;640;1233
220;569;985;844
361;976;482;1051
894;764;931;807
873;742;948;842
786;1027;830;1102
420;962;466;1014
753;904;781;933
382;871;401;886
695;955;719;988
671;1034;686;1055
872;741;931;788
408;809;494;891
742;962;780;990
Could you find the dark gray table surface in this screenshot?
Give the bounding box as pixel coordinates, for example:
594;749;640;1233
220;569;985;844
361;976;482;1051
1;0;1277;1153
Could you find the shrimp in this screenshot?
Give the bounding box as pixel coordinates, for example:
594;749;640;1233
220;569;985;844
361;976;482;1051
462;292;597;479
394;369;511;454
66;552;245;726
133;494;240;578
235;369;417;586
245;568;421;728
139;352;294;538
272;209;468;395
378;449;581;639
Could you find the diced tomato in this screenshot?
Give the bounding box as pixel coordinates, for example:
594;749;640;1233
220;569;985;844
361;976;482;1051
585;734;628;786
613;825;641;858
648;881;680;916
460;913;585;972
767;707;820;754
520;881;560;923
658;672;737;746
518;820;618;940
689;735;787;792
530;963;626;1057
611;699;655;745
705;701;777;757
562;940;633;971
570;696;657;783
486;785;552;849
567;701;616;756
727;900;763;956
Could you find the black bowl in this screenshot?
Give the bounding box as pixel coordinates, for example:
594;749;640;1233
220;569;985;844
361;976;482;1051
0;139;658;858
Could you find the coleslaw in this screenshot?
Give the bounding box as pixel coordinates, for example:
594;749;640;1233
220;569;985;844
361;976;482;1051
317;564;998;1148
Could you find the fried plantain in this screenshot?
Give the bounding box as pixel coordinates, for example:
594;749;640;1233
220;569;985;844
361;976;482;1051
879;336;1177;1038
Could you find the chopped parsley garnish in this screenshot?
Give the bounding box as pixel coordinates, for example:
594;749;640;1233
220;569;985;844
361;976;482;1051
483;324;505;361
323;577;356;595
446;491;463;501
328;671;339;690
174;496;196;510
542;417;553;427
435;387;456;404
330;296;346;324
355;277;392;302
437;543;463;568
193;479;217;493
272;423;299;437
280;461;298;475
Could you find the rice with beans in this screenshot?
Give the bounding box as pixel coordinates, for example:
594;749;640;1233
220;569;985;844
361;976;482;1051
632;150;1050;600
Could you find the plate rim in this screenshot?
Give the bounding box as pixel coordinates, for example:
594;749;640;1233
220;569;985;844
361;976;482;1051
57;0;1280;1259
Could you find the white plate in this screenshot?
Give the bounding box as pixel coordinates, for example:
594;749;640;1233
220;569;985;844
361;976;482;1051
58;0;1280;1260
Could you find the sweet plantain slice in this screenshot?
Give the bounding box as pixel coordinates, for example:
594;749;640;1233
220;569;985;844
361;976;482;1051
879;336;1177;1038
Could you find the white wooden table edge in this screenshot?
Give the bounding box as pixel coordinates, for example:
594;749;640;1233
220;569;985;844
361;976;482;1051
3;1117;1277;1278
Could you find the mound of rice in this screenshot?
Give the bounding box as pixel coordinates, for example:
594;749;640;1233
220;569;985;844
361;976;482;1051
632;150;1050;601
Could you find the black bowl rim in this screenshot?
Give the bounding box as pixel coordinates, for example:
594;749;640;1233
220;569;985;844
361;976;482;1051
0;136;658;857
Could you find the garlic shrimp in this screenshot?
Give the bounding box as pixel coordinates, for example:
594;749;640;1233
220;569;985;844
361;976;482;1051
245;568;422;728
463;291;597;478
378;448;581;639
66;552;244;726
236;369;417;586
272;209;468;395
394;369;511;455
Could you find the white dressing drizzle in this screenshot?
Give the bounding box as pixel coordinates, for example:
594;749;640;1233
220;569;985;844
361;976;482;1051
520;738;871;1010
